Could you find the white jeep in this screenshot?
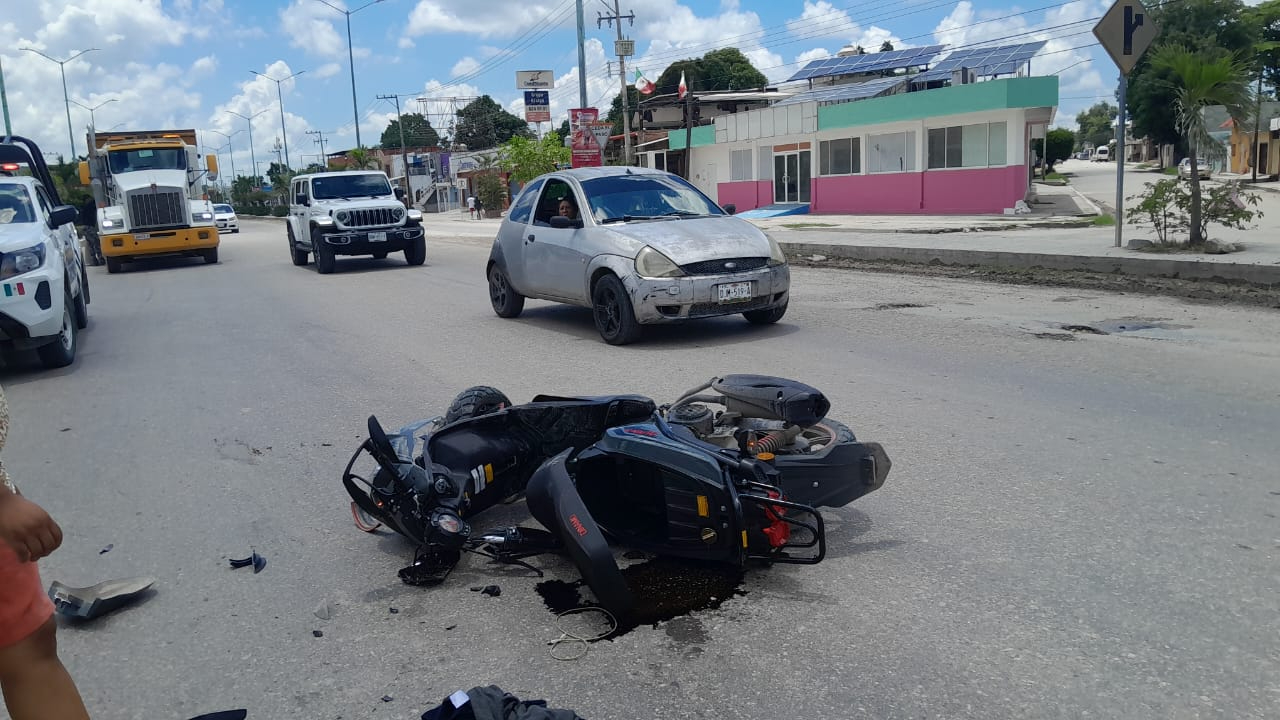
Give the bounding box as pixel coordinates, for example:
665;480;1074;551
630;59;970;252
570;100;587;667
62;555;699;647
287;171;426;274
0;138;91;369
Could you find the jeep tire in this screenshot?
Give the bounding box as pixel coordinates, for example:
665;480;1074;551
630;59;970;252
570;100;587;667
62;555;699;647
312;229;336;274
404;235;426;266
288;226;309;266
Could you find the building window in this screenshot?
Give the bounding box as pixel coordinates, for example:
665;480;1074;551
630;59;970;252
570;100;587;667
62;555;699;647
819;137;861;176
928;122;1007;169
730;149;753;181
868;132;916;173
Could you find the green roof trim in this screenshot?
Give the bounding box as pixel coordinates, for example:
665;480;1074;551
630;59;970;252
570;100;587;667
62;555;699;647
818;76;1058;129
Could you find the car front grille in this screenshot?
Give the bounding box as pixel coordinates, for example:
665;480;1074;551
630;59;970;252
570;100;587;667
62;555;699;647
679;257;769;275
127;189;186;229
689;294;774;318
343;208;398;228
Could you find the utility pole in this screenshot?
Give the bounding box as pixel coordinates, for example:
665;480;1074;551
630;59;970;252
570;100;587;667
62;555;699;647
598;3;636;165
576;0;589;109
377;93;413;201
1253;70;1262;184
307;129;329;169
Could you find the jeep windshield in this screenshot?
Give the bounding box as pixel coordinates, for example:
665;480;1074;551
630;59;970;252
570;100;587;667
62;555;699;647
311;174;392;200
582;174;725;224
0;184;36;224
107;147;186;174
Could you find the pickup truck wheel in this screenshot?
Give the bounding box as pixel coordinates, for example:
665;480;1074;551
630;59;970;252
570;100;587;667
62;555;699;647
313;230;336;274
105;257;123;274
36;295;77;369
203;247;219;264
288;226;309;266
404;236;426;266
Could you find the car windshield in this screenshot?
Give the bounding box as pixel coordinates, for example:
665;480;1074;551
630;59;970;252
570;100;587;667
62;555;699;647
311;174;392;200
580;173;725;223
214;204;234;213
107;147;186;174
0;183;36;224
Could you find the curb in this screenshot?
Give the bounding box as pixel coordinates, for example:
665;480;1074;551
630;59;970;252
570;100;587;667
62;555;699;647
751;218;1095;235
780;242;1280;286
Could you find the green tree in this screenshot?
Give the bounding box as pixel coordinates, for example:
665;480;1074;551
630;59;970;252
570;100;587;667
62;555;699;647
498;132;570;184
1075;101;1118;149
379;112;441;150
1031;128;1076;171
345;148;381;170
1150;44;1254;245
880;41;895;52
557;119;571;139
654;47;768;96
1250;0;1280;95
1126;0;1258;163
607;87;642;135
455;95;533;151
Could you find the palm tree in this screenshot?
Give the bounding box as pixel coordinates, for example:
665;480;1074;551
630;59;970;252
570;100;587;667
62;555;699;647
345;147;381;170
1150;44;1254;245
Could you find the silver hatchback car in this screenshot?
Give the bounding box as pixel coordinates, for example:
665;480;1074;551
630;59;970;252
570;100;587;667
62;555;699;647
486;167;790;345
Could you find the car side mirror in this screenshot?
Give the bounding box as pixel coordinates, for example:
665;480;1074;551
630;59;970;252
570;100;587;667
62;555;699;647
723;203;737;215
49;205;78;229
394;187;406;200
295;194;308;206
548;214;578;229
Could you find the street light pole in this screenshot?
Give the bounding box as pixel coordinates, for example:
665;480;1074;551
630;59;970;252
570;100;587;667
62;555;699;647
19;47;99;159
209;129;242;181
314;0;385;149
69;98;116;137
227;109;268;183
250;69;306;169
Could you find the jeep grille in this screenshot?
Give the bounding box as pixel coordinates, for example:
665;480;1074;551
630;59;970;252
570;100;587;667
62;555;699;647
345;208;398;228
127;189;186;229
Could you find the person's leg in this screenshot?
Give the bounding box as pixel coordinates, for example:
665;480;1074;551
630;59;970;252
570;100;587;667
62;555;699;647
0;617;90;720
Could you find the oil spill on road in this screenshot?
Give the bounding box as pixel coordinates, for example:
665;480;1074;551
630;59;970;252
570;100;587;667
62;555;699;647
535;556;746;640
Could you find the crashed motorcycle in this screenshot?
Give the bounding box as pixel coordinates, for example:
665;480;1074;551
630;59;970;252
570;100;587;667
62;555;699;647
342;375;891;618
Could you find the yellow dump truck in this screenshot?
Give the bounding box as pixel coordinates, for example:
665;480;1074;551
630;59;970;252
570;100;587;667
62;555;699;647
79;129;220;273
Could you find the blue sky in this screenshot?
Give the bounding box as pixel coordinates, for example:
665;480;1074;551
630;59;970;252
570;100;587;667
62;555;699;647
3;0;1120;177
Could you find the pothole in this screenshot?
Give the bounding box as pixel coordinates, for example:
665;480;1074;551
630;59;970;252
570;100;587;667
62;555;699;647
872;302;929;310
1061;324;1108;335
1033;332;1077;341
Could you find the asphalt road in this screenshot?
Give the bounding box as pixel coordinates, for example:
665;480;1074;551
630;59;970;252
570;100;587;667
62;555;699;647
3;219;1278;720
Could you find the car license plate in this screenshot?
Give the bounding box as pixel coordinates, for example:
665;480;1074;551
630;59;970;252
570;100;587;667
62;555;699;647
134;233;150;240
368;231;387;242
717;281;752;303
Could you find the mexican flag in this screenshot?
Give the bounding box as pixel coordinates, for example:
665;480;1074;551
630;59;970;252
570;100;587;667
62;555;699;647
678;71;688;99
634;69;655;95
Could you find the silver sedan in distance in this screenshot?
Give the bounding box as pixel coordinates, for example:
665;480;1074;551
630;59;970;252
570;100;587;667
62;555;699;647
486;167;790;345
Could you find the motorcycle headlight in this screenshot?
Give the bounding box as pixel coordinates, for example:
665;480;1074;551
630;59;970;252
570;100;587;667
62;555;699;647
435;512;463;535
336;210;350;224
767;235;787;266
635;245;685;278
0;243;46;279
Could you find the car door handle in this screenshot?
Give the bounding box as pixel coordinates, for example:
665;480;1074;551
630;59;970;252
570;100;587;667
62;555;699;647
526;234;535;243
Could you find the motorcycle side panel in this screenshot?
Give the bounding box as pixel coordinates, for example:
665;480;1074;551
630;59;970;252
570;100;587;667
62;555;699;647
711;375;832;427
773;440;892;508
526;450;635;618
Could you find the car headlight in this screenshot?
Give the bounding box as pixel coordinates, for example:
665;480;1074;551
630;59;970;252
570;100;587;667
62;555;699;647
196;211;214;221
336;210;350;224
0;243;46;279
766;235;787;266
635;245;685;278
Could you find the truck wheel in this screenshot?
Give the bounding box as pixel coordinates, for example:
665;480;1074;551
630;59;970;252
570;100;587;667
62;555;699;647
288;226;308;266
404;236;426;266
36;295;77;369
105;257;123;274
444;386;512;425
313;230;336;274
203;247;219;264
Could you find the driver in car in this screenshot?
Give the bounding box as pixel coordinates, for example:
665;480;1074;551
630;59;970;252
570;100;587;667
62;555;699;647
557;198;578;221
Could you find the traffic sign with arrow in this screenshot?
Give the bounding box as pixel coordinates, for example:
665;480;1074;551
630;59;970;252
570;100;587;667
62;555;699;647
1093;0;1160;75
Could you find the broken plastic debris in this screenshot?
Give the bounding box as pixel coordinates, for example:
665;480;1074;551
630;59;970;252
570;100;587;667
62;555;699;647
470;585;501;597
381;695;394;703
229;551;266;573
389;607;400;614
187;712;247;720
313;601;331;620
445;624;457;631
47;577;156;621
99;544;114;555
312;630;324;638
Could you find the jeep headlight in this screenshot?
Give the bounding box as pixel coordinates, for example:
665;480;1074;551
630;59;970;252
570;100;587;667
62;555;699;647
766;234;787;266
394;207;405;221
336;210;350;224
0;243;46;279
635;245;685;278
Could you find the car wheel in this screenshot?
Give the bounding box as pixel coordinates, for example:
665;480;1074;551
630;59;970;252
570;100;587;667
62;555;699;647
36;295;77;369
313;230;336;274
743;301;787;325
488;264;524;318
105;257;123;274
73;275;89;330
444;386;512;425
404;235;426;266
203;247;219;264
288;226;309;266
591;274;642;345
233;228;239;234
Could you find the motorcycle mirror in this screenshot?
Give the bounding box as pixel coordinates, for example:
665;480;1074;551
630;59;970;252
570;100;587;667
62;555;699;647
367;415;399;465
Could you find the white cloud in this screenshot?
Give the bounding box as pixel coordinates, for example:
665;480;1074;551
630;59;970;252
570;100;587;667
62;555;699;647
406;0;567;39
279;0;351;58
398;36;416;49
191;55;218;76
452;57;482;78
315;62;343;79
786;1;857;41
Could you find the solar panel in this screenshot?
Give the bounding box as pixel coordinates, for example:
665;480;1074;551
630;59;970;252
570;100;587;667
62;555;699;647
775;76;907;106
911;41;1047;83
785;44;946;83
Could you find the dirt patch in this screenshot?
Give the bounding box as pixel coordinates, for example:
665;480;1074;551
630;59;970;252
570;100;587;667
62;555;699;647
873;302;930;310
792;257;1280;309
